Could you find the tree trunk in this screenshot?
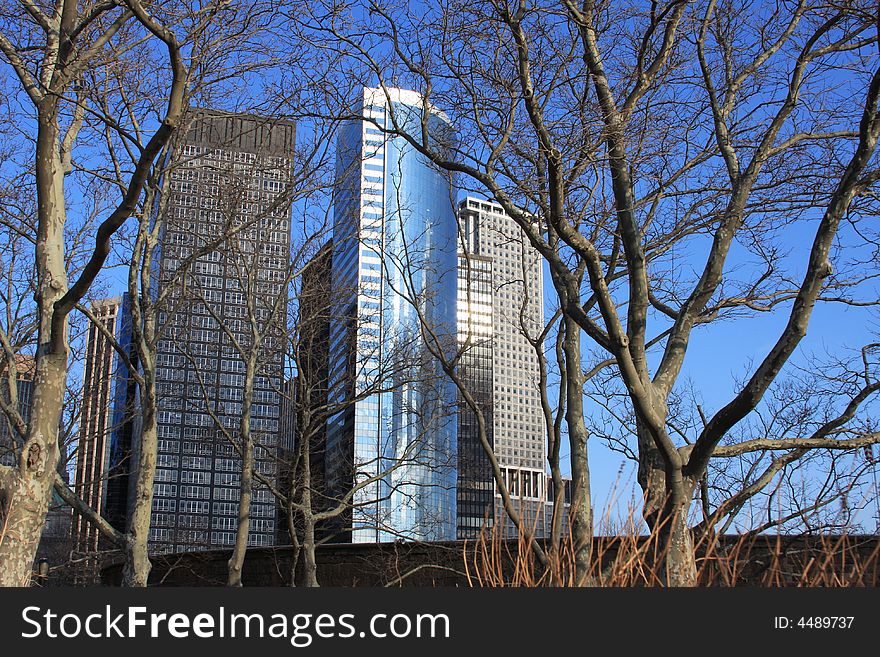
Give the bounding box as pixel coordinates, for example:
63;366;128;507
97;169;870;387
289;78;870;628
122;399;158;587
300;425;319;587
0;352;67;586
0;416;61;587
121;199;163;587
0;105;69;587
228;359;256;587
302;517;318;588
227;434;254;586
561;315;593;585
662;504;698;587
637;418;698;586
287;507;301;587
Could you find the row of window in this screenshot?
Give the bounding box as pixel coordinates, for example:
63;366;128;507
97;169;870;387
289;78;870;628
153;484;274;502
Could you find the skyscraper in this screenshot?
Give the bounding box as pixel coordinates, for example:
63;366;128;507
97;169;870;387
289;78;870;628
325;87;459;543
457;197;550;536
276;240;334;545
107;110;295;553
73;296;121;554
295;240;333;518
455;251;495;538
104;292;138;535
0;354;35;467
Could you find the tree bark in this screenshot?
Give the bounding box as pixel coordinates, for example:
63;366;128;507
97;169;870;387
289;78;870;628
561;315;593;585
638;416;698;586
228;356;257;587
121;226;161;587
662;503;698;587
302;517;318;588
122;397;157;587
0;103;69;587
299;410;319;587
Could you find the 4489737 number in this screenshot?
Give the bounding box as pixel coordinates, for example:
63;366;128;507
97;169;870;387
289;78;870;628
774;616;854;629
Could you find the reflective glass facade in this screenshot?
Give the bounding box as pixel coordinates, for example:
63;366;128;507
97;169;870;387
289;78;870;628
326;88;458;542
104;292;138;534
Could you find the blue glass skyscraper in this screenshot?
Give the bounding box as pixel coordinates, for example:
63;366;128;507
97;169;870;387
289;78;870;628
326;87;458;542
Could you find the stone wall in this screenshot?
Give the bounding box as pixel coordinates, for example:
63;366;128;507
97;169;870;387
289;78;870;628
98;535;880;587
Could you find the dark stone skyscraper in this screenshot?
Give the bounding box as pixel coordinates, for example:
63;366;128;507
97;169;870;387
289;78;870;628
107;110;295;553
277;240;333;545
295;240;333;515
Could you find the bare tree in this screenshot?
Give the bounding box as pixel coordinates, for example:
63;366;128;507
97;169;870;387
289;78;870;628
301;0;880;585
179;155;321;585
0;0;206;586
0;0;298;586
279;257;459;586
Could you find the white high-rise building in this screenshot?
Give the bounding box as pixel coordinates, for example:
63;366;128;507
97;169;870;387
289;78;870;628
457;197;551;534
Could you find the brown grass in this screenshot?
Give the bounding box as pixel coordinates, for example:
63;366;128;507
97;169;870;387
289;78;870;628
463;514;880;587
